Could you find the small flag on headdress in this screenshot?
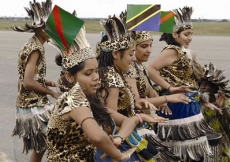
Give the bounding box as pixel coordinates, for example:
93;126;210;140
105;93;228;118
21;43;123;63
160;11;174;33
45;5;84;52
126;4;161;31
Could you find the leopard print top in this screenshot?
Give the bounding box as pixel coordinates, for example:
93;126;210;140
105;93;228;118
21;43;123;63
159;45;198;89
16;35;49;108
101;66;134;117
127;62;151;98
125;62;151;115
46;83;94;162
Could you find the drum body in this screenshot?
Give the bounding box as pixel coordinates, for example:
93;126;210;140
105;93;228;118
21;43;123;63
206;133;222;162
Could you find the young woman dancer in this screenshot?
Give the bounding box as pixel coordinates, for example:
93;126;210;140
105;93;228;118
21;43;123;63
12;0;59;161
146;6;214;161
46;23;167;161
96;12;182;161
128;31;190;115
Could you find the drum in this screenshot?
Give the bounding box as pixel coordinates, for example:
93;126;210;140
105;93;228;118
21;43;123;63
206;132;222;162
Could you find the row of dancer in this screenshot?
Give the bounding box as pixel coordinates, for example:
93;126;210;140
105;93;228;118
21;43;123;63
11;1;171;161
10;0;230;162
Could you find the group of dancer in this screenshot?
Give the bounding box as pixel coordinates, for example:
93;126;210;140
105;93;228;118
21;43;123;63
4;0;229;161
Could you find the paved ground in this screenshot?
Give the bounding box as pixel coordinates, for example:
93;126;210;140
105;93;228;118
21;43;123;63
0;31;229;161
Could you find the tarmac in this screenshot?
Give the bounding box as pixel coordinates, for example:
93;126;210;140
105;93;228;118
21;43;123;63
0;31;229;161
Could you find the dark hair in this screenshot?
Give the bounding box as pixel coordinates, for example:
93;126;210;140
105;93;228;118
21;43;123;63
87;95;114;131
159;33;180;46
55;54;73;92
55;53;85;92
55;53;114;131
97;35;134;106
55;53;85;76
55;53;62;66
208;82;219;103
159;28;185;46
97;35;124;103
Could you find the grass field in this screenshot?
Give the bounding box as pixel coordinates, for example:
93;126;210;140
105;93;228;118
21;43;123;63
1;19;230;36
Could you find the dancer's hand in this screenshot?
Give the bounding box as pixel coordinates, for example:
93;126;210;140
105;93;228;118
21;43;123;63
100;147;136;162
45;80;59;87
158;104;172;115
204;102;223;115
111;147;136;162
108;135;122;147
135;99;158;111
166;94;191;104
50;91;60;99
140;114;168;123
169;86;192;94
215;90;225;108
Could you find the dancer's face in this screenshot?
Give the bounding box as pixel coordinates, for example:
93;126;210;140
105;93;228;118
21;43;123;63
173;29;193;48
199;81;212;93
112;45;135;72
68;58;100;95
135;39;153;63
35;25;50;42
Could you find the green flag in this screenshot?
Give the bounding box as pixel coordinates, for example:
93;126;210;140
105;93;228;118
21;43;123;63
160;11;174;33
126;4;161;31
45;5;84;52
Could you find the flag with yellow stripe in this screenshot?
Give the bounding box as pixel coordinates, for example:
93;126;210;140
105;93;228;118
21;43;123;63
126;4;161;31
160;11;174;33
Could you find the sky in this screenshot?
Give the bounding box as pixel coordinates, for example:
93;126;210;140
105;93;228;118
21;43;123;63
0;0;230;19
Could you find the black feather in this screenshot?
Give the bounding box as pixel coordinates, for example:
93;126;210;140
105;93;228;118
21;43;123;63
173;6;193;25
100;11;129;41
113;16;126;39
13;0;52;32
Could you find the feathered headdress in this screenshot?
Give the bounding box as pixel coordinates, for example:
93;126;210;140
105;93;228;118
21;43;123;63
50;26;95;70
202;62;230;98
172;6;193;32
12;0;52;32
46;9;95;69
135;31;153;45
96;11;135;56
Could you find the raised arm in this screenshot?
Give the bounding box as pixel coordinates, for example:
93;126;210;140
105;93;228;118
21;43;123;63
147;49;191;93
125;75;189;107
146;49;177;89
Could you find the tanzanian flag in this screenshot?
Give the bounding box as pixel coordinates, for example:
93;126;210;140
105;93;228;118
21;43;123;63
126;4;161;31
45;5;84;53
160;11;174;33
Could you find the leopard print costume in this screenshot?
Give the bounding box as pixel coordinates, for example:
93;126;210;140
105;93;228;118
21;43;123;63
47;83;94;161
16;35;49;108
100;66;134;117
12;35;51;154
124;63;152;115
126;62;151;99
159;45;198;89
